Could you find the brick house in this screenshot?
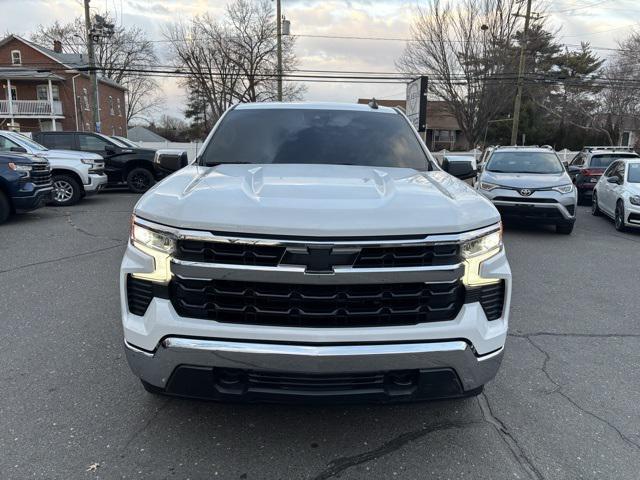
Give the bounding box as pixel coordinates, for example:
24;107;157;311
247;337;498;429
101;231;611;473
357;98;469;151
0;35;127;135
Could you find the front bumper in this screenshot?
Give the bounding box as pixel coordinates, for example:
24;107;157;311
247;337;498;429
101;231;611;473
624;202;640;227
125;338;503;402
480;187;576;224
84;173;108;194
12;186;53;212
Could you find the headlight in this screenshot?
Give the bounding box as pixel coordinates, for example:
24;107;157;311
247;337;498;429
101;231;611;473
8;163;32;172
479;181;500;191
81;158;96;165
131;220;176;253
461;229;502;259
461;226;503;287
630;196;640;206
552;184;574;194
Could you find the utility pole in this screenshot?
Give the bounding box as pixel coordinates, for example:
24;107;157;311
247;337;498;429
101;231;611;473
84;0;100;132
510;0;535;146
276;0;283;101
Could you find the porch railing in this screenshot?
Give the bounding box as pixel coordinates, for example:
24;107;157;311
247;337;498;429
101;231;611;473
0;100;63;116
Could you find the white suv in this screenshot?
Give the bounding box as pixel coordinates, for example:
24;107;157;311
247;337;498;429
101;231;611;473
120;103;511;403
592;158;640;231
0;131;106;206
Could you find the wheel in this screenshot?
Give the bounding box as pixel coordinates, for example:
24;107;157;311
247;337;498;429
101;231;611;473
556;222;574;235
0;190;10;224
615;202;627;232
140;379;164;395
51;174;82;206
126;167;155;193
591;191;601;216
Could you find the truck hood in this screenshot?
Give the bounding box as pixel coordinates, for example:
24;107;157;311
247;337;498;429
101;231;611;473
481;171;571;188
135;164;500;237
36;149;103;161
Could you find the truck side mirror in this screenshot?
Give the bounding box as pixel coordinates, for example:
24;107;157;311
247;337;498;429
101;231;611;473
154;150;188;173
10;146;27;153
442;158;477;180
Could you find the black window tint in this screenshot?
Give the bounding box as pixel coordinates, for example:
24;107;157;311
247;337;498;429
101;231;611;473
43;134;74;150
78;134;109;150
201;108;429;170
589;154;638;168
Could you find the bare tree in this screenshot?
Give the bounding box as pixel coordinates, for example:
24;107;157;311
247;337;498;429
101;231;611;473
31;15;163;124
164;0;304;122
397;0;529;146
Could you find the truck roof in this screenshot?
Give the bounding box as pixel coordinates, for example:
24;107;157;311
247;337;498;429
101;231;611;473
234;101;398;114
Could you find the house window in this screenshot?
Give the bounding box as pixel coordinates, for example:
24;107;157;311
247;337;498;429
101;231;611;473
82;88;89;111
108;96;114;116
116;97;122;117
621;131;631;147
434;130;455;142
37;85;60;101
11;50;21;65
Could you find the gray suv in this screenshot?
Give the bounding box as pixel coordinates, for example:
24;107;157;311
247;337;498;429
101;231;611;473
477;147;577;234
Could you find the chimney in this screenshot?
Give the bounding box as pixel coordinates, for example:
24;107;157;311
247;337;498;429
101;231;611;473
53;40;62;53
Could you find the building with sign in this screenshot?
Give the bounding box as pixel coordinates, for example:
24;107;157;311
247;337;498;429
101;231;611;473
357;98;469;151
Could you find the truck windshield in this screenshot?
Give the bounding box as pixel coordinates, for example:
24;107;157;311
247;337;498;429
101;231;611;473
591;154;639;168
10;132;48;152
200;108;430;170
487;151;564;174
628;163;640;183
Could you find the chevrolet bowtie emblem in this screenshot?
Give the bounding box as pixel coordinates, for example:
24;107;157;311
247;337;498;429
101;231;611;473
281;246;360;273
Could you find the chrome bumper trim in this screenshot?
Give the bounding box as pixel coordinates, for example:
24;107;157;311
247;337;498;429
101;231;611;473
124;338;504;391
171;259;465;284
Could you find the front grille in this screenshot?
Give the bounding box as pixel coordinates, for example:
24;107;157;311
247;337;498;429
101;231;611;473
496;205;564;220
353;244;460;268
465;281;505;321
30;164;52;186
127;276;155;316
170;278;465;327
247;370;387;393
176;240;285;266
176;239;460;268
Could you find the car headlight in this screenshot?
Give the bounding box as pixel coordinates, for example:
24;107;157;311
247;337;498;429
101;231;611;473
630;195;640;206
81;158;96;165
130;216;176;284
479;181;500;191
131;220;176;253
461;226;503;286
8;163;32;178
552;184;574;194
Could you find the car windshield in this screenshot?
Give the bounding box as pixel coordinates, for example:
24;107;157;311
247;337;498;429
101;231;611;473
628;163;640;183
115;136;138;148
97;133;128;148
590;154;638;168
9;132;48;151
200;108;430;170
486;151;564;174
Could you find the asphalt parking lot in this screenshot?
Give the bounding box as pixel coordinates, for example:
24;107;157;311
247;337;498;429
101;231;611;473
1;191;639;480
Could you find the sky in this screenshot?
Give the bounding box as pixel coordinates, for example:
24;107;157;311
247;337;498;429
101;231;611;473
2;0;639;121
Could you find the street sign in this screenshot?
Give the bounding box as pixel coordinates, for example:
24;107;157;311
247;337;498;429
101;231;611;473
406;76;428;132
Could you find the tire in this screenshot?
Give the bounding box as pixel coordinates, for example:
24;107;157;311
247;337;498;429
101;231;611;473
556;222;574;235
51;174;82;206
0;190;10;224
126;167;155;193
591;191;601;216
140;379;164;395
615;202;627;232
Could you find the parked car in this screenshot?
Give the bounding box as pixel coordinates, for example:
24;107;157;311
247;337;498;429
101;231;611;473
32;131;159;193
121;102;511;403
567;147;639;205
0;152;52;224
477;146;577;234
592;158;640;231
0;131;106;206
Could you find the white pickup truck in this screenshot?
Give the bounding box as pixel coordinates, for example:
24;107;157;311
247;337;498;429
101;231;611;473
0;130;106;206
121;102;511;403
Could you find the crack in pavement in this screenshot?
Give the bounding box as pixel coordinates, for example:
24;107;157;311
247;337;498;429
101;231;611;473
311;420;484;480
64;211;124;242
0;243;125;275
518;335;640;452
477;393;544;480
120;399;172;453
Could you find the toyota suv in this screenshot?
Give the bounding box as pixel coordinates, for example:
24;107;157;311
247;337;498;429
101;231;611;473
0;131;106;206
121;102;511;403
477;146;577;234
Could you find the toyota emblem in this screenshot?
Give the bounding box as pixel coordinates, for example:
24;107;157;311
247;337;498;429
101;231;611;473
519;188;533;196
